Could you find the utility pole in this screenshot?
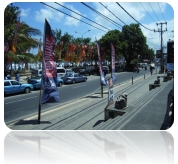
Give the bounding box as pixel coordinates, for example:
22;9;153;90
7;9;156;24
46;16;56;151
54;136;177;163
154;22;167;73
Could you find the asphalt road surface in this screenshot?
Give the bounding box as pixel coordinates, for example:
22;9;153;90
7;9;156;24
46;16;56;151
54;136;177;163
4;68;150;125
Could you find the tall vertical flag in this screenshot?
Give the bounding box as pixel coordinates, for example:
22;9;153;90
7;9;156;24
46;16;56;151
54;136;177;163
110;42;116;82
11;17;20;53
96;40;107;85
41;19;59;104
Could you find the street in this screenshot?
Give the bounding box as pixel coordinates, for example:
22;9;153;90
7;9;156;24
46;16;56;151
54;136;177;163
4;69;150;125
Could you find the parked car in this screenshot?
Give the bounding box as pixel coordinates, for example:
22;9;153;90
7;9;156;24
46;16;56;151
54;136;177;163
65;69;74;74
92;66;109;76
31;67;66;78
4;80;34;96
27;76;64;89
61;73;87;84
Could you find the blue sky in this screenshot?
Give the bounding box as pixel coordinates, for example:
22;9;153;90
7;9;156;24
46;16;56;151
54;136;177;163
3;1;175;55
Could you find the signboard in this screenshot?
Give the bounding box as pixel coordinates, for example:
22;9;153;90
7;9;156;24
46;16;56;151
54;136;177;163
167;41;174;71
156;50;161;58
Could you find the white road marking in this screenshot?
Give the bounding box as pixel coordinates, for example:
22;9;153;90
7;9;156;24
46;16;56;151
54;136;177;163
72;85;86;89
4;96;38;104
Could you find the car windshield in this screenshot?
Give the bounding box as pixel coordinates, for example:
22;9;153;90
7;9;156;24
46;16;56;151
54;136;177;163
66;70;73;73
79;69;85;72
65;73;73;77
57;69;65;73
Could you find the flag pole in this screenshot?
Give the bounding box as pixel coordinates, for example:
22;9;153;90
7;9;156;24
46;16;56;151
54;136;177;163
38;20;46;124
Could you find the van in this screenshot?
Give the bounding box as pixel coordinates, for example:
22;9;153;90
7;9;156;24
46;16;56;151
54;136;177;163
56;67;66;77
31;67;66;77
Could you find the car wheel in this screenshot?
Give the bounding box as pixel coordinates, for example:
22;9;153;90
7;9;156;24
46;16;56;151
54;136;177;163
72;80;75;84
58;82;63;87
83;78;87;82
24;87;30;93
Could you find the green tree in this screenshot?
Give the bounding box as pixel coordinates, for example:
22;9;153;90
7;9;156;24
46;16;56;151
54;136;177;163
4;3;42;72
119;24;147;69
99;29;121;62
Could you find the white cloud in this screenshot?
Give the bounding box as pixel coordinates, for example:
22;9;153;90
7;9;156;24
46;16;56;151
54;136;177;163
20;8;31;17
64;4;82;26
34;2;64;23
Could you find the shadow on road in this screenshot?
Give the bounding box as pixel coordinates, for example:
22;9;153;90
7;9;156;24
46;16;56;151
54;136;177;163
14;119;51;125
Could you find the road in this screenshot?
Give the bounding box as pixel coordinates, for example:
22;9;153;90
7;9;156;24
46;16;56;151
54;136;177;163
4;68;150;124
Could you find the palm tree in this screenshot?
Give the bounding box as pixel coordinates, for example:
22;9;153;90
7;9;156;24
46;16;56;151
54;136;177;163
4;3;42;72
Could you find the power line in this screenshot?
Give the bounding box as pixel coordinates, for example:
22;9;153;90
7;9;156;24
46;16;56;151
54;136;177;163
148;2;160;22
116;2;155;32
55;2;110;31
40;2;160;49
157;2;166;22
99;2;126;25
81;2;122;30
139;2;156;23
40;2;108;33
98;2;159;47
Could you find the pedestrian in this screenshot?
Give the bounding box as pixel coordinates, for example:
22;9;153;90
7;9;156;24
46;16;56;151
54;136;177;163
7;71;11;79
4;72;8;80
16;71;20;82
137;67;139;73
150;66;153;75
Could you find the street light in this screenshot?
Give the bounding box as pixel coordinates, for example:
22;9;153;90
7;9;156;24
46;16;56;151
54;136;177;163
75;30;90;44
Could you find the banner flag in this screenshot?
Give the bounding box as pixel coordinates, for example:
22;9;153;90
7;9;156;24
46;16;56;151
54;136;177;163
110;42;116;81
106;78;114;108
41;19;59;104
96;40;107;85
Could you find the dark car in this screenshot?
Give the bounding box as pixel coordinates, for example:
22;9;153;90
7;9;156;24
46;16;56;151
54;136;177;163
72;67;92;76
27;76;64;89
4;80;34;96
61;73;87;84
92;66;109;76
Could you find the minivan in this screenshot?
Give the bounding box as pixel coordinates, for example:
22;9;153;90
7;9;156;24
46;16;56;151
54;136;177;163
31;67;66;77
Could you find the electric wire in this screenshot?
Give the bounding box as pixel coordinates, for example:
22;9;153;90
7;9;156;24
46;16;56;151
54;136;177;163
55;2;111;31
40;2;161;49
116;2;155;32
157;2;166;22
98;2;159;47
99;2;126;25
139;2;156;23
81;2;122;30
148;2;161;22
40;2;108;33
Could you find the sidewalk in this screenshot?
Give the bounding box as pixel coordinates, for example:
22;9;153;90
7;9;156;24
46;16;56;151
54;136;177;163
8;72;174;130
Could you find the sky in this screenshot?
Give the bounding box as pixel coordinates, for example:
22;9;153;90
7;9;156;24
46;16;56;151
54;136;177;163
3;1;175;55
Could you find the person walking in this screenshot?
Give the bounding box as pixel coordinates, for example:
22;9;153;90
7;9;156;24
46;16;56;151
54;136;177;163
7;71;11;79
4;72;7;80
16;71;20;82
150;65;153;75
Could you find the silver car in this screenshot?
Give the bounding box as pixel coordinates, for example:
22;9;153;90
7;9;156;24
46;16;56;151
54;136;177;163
61;73;87;84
